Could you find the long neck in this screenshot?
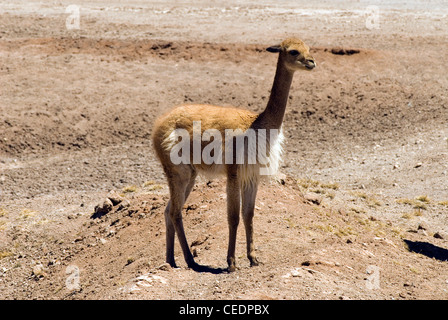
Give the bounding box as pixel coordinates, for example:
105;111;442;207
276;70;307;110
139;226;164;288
255;56;294;130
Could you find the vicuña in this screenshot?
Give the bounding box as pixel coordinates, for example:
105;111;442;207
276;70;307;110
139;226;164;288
152;38;316;272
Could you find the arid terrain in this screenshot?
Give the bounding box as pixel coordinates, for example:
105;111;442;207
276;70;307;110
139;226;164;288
1;0;447;300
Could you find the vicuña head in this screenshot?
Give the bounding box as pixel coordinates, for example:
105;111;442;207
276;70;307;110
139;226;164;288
152;37;316;272
266;38;316;71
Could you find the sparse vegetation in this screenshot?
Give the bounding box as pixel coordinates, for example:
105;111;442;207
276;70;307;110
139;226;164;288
391;226;405;238
374;229;386;238
314;223;357;237
326;191;336;200
396;198;414;205
122;185;138;193
414;209;423;217
297;178;339;191
20;209;37;219
367;198;382;208
396;196;430;210
284;217;297;229
297;178;340;200
412;202;427;210
0;208;7;217
336;226;357;237
320;182;340;190
351;191;368;200
0;208;8;231
0;251;14;260
142;181;164;191
351;191;382;208
142;180;156;187
349;206;366;214
409;266;421;274
297;178;320;190
415;195;431;203
401;210;423;219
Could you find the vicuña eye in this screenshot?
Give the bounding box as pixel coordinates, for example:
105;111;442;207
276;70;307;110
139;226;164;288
288;50;300;56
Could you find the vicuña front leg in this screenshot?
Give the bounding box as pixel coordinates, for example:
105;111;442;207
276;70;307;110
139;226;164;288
242;183;259;267
226;169;240;272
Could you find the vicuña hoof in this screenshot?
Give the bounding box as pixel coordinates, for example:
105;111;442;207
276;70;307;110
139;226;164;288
250;258;260;267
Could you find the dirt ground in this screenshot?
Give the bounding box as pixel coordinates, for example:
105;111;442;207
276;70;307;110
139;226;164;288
1;0;448;300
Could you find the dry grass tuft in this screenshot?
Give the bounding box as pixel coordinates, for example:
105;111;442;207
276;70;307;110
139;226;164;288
122;185;138;193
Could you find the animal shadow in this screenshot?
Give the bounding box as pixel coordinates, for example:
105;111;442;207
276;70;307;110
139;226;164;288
190;262;228;274
404;239;448;261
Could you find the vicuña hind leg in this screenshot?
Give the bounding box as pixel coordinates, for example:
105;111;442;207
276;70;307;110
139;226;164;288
164;200;176;267
242;182;259;267
164;170;197;268
164;165;197;269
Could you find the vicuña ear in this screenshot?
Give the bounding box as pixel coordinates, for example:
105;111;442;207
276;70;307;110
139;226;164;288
266;45;282;53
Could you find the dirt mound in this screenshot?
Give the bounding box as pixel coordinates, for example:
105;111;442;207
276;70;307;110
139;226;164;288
1;176;447;299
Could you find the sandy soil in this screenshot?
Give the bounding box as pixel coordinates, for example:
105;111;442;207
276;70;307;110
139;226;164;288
1;0;448;300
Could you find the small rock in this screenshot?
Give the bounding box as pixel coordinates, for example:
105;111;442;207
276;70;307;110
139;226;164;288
414;163;422;168
126;257;135;265
32;264;46;278
417;222;428;231
184;203;198;212
275;172;287;185
316;259;338;267
117;199;131;211
434;232;444;239
92;198;113;218
156;263;172;271
107;190;124;205
304;193;322;205
73;237;83;243
191;235;209;247
290;269;301;277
